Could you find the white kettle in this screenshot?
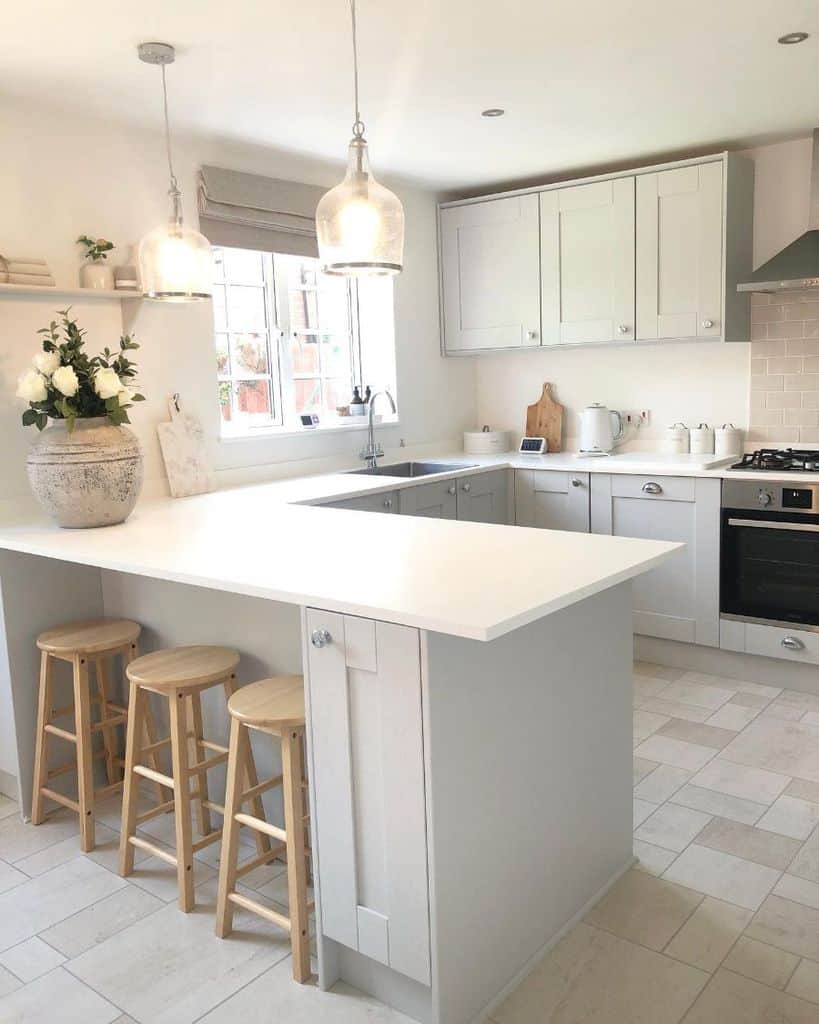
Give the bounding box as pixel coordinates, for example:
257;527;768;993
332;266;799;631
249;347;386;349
579;403;624;455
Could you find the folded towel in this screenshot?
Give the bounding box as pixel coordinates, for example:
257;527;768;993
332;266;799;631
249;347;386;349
7;273;55;287
5;262;52;276
0;256;48;266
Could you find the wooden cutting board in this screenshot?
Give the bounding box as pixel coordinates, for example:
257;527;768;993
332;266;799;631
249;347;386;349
157;395;215;498
525;382;564;453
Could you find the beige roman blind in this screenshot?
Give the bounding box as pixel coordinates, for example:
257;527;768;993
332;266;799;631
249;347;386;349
198;165;325;258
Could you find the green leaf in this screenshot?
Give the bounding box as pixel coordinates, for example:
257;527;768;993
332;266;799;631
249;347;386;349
21;409;38;427
35;413;48;431
131;393;145;402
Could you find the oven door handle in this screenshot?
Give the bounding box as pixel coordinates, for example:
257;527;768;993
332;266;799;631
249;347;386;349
727;518;819;533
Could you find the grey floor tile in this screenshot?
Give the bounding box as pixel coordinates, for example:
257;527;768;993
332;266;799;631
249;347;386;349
656;719;737;750
721;717;819;784
663;844;781;911
0;964;21;998
0;797;18;822
633;765;691;804
670;784;768;826
747;894;819;960
633;840;678;877
634;803;711;853
722;935;799;990
695;817;803;870
0;809;80;863
0;966;120;1023
684;968;819;1022
787;958;819;1004
663;896;752;972
40;882;164;958
689;759;790;805
0;937;65;982
0;859;27;895
634;757;660;785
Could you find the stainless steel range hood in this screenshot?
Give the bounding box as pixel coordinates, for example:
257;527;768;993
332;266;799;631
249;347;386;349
737;129;819;294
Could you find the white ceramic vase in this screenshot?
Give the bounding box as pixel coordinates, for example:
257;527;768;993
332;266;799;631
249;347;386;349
79;262;115;290
26;417;144;528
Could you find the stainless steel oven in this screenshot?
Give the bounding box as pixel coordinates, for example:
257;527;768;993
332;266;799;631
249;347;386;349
721;479;819;630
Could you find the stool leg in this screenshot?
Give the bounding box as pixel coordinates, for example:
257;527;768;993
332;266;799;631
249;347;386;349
31;652;53;825
125;641;167;806
73;654;95;853
186;692;213;837
282;727;311;983
94;656;118;786
215;716;246;938
119;682;146;876
223;676;270;856
169;689;195;912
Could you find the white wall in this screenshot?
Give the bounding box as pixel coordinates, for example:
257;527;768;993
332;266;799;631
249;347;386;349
0;98;475;500
473;136;813;449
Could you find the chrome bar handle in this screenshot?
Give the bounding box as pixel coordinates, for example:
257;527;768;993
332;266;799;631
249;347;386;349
781;636;806;651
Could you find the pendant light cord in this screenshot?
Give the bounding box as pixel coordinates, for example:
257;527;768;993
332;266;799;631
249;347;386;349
160;63;182;204
350;0;365;138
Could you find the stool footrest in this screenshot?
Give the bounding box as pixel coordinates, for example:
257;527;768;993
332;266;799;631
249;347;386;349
95;781;123;799
187;752;229;776
136;799;175;825
128;835;178;866
235;843;287;880
47;761;76;781
234;812;286;844
91;714;128;732
202;799;226;816
142;737;172;755
200;739;229;754
44;724;77;744
227;891;291;932
241;774;283;804
191;830;223;854
40;787;80;813
133;763;175;790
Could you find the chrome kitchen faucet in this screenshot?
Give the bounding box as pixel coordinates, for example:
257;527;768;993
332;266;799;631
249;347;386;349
359;390;396;468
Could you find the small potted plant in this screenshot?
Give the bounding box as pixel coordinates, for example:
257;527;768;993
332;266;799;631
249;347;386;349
16;309;145;528
77;234;115;290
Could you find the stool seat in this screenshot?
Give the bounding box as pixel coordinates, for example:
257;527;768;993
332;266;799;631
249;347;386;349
37;618;141;656
126;646;240;690
227;676;305;730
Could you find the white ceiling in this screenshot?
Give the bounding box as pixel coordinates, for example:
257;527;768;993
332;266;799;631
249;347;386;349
2;0;818;190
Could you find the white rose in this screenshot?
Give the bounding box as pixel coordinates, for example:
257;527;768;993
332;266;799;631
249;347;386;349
34;350;61;376
52;365;79;397
94;367;123;400
118;384;134;404
16;369;48;403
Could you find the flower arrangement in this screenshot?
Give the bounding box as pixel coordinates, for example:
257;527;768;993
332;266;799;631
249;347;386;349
77;235;115;263
16;309;144;432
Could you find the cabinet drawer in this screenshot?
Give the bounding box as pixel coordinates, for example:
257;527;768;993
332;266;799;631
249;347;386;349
745;623;819;665
610;475;695;502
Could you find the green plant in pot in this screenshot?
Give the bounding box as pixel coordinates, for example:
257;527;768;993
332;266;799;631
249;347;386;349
77;234;115;290
17;309;146;528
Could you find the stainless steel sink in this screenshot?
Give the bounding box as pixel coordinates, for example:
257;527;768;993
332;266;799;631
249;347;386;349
347;461;477;478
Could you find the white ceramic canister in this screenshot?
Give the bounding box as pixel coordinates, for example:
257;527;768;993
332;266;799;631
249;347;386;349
689;423;715;455
714;423;743;457
664;422;689;454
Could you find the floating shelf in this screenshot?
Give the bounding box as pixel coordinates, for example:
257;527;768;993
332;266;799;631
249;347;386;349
0;282;141;302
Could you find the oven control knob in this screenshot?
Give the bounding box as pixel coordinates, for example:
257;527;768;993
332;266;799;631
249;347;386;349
757;489;774;507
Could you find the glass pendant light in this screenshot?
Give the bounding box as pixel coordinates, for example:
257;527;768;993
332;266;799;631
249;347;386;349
137;42;212;301
316;1;404;276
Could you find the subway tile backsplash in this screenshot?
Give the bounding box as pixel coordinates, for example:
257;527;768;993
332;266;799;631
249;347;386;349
750;290;819;444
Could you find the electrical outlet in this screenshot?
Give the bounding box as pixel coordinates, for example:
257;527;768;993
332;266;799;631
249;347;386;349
623;409;650;427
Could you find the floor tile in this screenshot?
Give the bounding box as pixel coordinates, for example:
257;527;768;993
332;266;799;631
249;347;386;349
0;966;120;1023
664;896;752;972
721;717;819;784
765;691;819;720
0;937;65;983
724;679;783;701
729;692;773;710
0;859;27;895
12;823;142;878
803;711;819;728
695;817;803;870
125;850;218;902
705;704;761;731
658;681;737;710
774;873;819;910
0;857;126;952
663;844;781;911
747;894;819;960
639;698;713;723
670;784;768;826
787;778;819;803
583;869;702;951
684;967;818;1023
758;794;819;841
492;922;707;1024
0;964;21;998
722;935;799;990
40;882;164;958
197;955;414;1023
788;828;819;884
633;798;659;828
635;661;686;681
0;796;18;821
657;719;737;749
67;879;291;1024
634;757;659;785
256;870;313;910
633;840;678;877
633;765;691;804
689;758;791;805
634;710;670;741
633;735;716;772
633;675;670;704
634;803;712;853
0;809;80;863
787;958;819;1004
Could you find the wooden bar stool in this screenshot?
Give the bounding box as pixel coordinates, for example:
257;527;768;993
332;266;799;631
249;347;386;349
31;617;157;853
215;676;312;983
119;646;270;912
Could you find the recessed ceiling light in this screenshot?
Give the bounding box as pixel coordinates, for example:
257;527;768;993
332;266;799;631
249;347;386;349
778;31;809;44
481;108;505;118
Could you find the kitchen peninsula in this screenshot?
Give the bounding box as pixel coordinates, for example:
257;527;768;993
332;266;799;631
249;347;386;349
0;469;678;1024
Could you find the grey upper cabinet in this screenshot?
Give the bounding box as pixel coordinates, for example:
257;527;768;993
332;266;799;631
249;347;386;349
398;478;457;519
590;474;720;646
324;491;398;514
455;469;510;523
541;178;635;345
439;195;541;353
515;470;590;532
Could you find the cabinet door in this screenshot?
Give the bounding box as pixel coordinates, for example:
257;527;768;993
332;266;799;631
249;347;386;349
590;475;719;646
541;178;635;345
325;491;397;513
636;162;723;341
456;469;510;523
398;478;457;519
515;470;590;532
440;195;541;352
306;611;431;986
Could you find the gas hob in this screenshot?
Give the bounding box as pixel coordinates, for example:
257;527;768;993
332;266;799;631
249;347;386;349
731;448;819;473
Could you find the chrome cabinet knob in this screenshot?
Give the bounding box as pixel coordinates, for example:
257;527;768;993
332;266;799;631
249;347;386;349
462;481;471;493
571;478;583;488
781;636;806;651
617;324;630;334
448;485;457;496
642;482;663;495
311;629;333;649
383;498;393;510
702;319;715;329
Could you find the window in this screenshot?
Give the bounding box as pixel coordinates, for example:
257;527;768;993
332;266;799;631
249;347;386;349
213;246;396;436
